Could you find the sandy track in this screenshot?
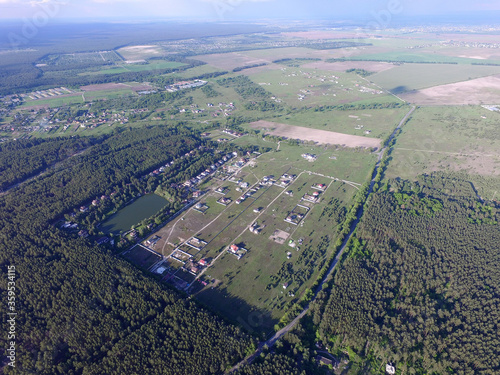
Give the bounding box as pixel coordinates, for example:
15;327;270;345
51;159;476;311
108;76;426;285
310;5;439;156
250;120;381;148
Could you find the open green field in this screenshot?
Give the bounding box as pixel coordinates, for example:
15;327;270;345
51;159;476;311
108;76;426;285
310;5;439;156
242;47;320;60
335;50;500;65
83;88;136;100
21;95;85;108
260;106;409;139
83;61;185;75
386;105;500;196
342;37;438;49
248;67;390;107
369;63;500;93
233;140;378;183
172;64;226;79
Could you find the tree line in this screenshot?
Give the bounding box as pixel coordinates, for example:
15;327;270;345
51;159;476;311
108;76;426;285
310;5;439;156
312;173;500;374
0;125;258;374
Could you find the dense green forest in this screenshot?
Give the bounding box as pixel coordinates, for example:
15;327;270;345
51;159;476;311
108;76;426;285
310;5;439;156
0;136;101;191
313;173;500;374
0;125;257;374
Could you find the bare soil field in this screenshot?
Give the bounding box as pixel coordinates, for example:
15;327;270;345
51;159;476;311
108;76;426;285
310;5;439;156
400;74;500;105
301;60;396;73
250;120;381;148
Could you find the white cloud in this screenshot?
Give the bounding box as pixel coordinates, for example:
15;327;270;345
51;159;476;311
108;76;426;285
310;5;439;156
200;0;274;3
29;0;67;6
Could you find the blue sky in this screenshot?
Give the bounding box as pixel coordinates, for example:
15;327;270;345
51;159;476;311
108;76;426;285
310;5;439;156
0;0;499;21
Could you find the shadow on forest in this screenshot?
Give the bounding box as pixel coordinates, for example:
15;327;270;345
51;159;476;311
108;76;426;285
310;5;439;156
195;284;277;338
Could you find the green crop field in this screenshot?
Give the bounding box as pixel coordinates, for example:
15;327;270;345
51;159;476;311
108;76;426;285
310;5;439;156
369;63;500;93
21;95;85;108
260;106;409;139
238;47;321;60
83;89;136;99
22;87;137;108
386;105;500;196
336;50;500;65
83;61;185;75
173;64;226;79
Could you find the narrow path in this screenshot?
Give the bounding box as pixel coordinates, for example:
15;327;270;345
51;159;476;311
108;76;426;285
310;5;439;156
226;105;416;374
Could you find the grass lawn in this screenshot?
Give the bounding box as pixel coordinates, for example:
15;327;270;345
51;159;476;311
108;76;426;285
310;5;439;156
83;61;185;75
21;95;85;108
337;50;500;65
83;89;136;100
385;105;500;196
369;63;500;93
172;64;226;79
261;106;409;139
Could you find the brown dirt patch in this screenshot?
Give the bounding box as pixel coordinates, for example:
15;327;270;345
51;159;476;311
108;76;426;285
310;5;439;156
269;229;290;245
250;120;381;149
301;60;396;73
400;74;500;105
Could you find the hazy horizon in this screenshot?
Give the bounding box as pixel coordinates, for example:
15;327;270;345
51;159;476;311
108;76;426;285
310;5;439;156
1;0;500;23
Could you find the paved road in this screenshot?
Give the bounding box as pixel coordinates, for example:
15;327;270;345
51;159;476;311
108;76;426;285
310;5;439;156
226;105;417;374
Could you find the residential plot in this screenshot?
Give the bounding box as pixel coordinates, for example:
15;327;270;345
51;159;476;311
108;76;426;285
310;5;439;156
195;174;356;325
137;138;375;330
231;138;377;184
247;66;389;106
